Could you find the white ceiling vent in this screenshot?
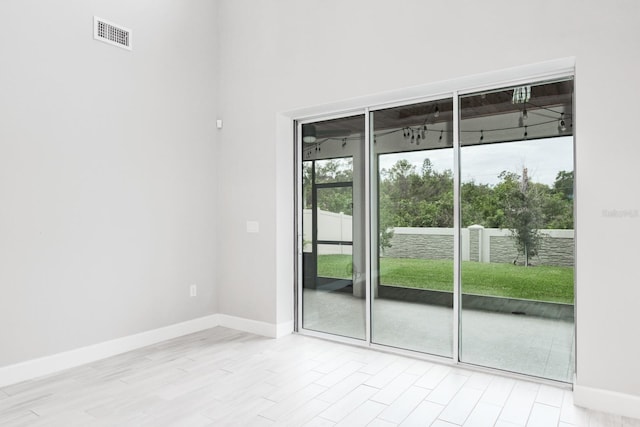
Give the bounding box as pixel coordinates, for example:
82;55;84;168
94;17;132;50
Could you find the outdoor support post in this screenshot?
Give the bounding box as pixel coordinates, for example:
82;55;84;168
352;131;366;299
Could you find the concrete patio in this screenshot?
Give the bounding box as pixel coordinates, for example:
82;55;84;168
303;288;575;383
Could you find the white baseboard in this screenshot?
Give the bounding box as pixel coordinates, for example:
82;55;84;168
218;314;293;338
574;383;640;419
0;313;292;388
0;314;220;388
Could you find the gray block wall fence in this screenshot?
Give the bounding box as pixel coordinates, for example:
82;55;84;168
305;210;574;267
383;226;574;267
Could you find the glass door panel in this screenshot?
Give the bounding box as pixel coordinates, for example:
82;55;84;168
458;79;575;381
370;99;455;356
301;116;366;340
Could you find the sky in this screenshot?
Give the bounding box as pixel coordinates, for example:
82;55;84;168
378;136;573;186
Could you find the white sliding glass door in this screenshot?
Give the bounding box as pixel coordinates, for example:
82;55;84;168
300;115;367;340
458;79;575;382
370;99;455;357
296;77;575;383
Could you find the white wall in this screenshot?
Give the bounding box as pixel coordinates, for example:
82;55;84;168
216;0;640;415
1;0;639;417
0;0;219;367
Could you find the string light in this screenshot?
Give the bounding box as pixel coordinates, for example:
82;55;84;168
302;108;571;158
559;113;567;132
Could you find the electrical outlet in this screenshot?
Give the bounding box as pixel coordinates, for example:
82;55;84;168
190;284;197;297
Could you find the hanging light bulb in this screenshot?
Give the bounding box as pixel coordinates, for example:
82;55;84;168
439;130;443;142
480;130;484;142
524;125;528;139
421;129;426;140
522;107;528;120
559;113;567;132
434;105;440;118
416;134;421;145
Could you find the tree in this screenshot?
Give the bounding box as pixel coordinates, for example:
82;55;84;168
379;158;454;229
553;170;574;200
499;168;545;266
544;171;574;229
377;192;395;251
461;181;504;227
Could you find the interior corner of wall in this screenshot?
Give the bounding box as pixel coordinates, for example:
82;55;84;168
276;320;294;338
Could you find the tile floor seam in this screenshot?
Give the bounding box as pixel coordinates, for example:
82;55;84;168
534;400;563;411
520;394;538;427
433;387;473;425
493;380;522;425
378;385;431;424
453;389;484;426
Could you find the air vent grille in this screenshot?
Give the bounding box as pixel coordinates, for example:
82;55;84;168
94;17;132;50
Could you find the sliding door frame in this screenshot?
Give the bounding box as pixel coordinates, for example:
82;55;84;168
292;58;576;385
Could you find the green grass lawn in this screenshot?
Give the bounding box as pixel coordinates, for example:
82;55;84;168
317;254;574;304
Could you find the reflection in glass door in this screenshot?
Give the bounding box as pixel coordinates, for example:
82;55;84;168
458;79;575;381
370;100;455;356
301;115;366;340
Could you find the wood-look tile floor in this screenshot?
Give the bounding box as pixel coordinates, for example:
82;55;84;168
0;327;637;426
